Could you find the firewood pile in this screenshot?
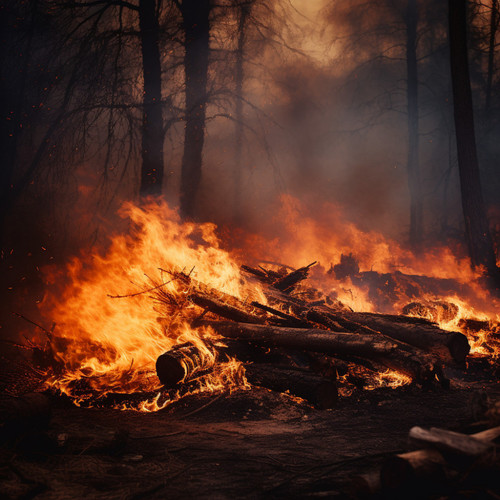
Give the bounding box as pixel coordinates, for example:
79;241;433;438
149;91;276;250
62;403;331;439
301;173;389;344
153;262;472;408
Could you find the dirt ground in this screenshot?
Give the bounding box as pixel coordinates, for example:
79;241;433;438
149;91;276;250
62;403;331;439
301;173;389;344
2;377;499;500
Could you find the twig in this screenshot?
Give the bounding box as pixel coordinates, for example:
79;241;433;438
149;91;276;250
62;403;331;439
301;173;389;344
108;279;173;299
178;393;224;418
14;313;53;340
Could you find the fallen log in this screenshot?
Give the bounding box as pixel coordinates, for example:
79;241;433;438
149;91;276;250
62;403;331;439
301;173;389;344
188;292;264;324
197;320;442;385
343;312;470;364
380;426;500;490
408;425;498;457
288;301;469;365
247;272;469;364
244;363;337;409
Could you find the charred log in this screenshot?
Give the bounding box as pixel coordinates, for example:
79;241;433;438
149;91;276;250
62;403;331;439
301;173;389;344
156;342;215;388
264;293;469;364
338;312;470;364
380;426;500;490
271;261;316;292
197;320;442;384
189;292;264;324
244;363;338;409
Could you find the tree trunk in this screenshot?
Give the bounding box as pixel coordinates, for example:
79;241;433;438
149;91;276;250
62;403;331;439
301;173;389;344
406;0;423;248
448;0;498;276
233;2;252;222
179;0;211;219
138;0;164;197
0;1;37;248
485;0;498;115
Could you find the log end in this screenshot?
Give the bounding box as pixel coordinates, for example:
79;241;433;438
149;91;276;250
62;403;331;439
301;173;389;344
156;353;186;388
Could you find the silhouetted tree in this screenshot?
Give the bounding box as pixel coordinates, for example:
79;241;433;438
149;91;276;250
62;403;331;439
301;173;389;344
406;0;423;248
448;0;498;276
138;0;164;196
176;0;212;219
233;0;255;222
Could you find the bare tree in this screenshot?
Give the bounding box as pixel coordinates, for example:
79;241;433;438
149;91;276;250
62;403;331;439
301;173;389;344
138;0;164;196
233;0;255;222
406;0;424;248
175;0;212;219
448;0;498;277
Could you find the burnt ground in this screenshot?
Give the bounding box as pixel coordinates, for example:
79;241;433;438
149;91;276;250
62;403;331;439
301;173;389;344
2;377;500;500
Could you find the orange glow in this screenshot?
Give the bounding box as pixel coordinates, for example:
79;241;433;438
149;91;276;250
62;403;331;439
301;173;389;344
41;201;256;410
39;195;499;410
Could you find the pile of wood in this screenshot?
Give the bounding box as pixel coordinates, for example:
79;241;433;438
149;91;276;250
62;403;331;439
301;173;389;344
154;263;471;408
348;424;500;498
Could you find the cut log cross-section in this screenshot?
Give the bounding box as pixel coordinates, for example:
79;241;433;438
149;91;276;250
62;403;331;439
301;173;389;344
156;342;216;388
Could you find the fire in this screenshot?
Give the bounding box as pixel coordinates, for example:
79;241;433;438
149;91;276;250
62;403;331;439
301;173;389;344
37;195;499;411
40;200;257;410
231;195;500;360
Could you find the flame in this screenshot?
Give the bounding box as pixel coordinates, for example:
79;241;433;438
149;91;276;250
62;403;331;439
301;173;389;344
38;195;499;411
40;200;256;410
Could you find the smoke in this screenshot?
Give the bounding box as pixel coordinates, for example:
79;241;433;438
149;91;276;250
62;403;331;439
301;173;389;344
2;0;500;339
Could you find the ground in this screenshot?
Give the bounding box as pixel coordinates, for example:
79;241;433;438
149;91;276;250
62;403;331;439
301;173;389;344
2;378;499;500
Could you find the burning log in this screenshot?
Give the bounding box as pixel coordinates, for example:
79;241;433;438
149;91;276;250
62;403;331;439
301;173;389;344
271;261;316;292
197;320;442;384
335;312;470;364
402;301;459;323
244;275;469;364
156;342;215;388
244;363;338;409
285;301;469;365
188;292;264;324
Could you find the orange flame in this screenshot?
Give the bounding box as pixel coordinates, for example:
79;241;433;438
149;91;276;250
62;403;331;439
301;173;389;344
41;201;256;410
39;195;499;410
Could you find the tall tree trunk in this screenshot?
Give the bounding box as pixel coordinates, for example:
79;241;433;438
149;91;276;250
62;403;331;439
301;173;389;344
138;0;164;197
406;0;423;249
233;1;251;223
448;0;498;276
179;0;211;219
485;0;498;115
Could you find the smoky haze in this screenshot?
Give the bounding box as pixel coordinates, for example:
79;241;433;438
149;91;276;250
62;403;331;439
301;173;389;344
1;0;500;336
